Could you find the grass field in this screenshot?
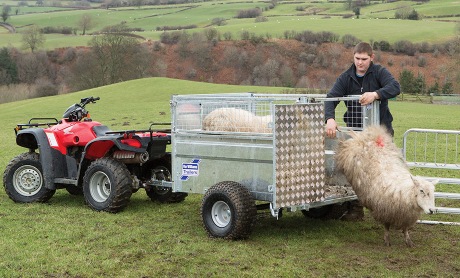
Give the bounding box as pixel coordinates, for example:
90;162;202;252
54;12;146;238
0;78;459;277
0;0;459;50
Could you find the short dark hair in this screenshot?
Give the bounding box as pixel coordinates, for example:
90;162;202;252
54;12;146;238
354;42;373;56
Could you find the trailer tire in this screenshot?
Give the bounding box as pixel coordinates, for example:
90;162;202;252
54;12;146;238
201;181;256;240
83;158;132;213
3;152;55;203
146;164;187;203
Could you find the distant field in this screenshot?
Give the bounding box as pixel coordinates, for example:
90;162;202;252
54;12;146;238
0;0;458;50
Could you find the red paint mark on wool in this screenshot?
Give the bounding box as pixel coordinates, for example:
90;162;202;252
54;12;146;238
375;135;385;147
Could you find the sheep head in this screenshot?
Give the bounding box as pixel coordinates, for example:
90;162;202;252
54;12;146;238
412;176;437;214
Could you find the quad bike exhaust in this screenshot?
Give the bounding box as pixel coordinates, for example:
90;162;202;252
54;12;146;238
113;151;149;164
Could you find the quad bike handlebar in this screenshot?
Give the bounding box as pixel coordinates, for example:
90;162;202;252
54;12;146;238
63;96;100;122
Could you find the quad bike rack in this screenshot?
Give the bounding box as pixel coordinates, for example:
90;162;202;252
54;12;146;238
402;128;460;225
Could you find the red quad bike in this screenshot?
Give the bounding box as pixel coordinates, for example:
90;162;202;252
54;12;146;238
3;97;187;212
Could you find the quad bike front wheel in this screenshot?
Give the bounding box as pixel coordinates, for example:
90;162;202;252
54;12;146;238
3;152;55;203
200;181;256;240
146;164;187;203
83;158;133;213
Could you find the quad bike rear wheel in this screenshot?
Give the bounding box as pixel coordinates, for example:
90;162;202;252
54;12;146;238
3;152;55;203
83;158;133;213
146;164;187;203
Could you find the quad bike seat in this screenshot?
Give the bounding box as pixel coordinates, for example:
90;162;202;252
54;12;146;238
92;125;111;137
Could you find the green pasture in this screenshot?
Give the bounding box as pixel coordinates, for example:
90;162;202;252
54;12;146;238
412;0;460;17
214;16;455;43
0;0;459;50
1;16;455;50
0;0;100;9
7;2;268;31
5;6;73;14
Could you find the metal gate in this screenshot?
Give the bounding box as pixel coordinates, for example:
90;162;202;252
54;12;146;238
402;128;460;224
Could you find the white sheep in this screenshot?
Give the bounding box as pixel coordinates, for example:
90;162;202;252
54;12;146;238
335;125;437;247
202;107;271;133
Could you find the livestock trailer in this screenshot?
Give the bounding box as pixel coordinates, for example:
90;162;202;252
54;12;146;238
159;93;380;239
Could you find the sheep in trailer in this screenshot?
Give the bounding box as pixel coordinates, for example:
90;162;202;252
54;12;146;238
335;125;437;247
202;107;271;133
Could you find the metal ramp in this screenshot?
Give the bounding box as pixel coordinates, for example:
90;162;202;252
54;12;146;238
402;128;460;224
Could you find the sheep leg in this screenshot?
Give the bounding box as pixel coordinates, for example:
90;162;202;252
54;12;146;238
384;223;391;246
403;229;415;247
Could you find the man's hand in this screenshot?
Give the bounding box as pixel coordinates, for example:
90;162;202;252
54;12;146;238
326;118;338;138
359;91;379;106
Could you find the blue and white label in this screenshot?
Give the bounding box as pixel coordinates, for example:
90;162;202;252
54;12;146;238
181;159;201;181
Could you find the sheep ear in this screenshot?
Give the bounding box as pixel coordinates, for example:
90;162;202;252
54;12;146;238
410;175;416;183
430;179;439;185
411;175;421;186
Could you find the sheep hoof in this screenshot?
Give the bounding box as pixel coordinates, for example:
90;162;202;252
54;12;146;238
405;240;415;248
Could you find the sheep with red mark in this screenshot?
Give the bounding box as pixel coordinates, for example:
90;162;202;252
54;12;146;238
335;125;437;247
202;107;271;133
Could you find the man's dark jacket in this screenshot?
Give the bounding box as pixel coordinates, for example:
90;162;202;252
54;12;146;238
325;62;400;135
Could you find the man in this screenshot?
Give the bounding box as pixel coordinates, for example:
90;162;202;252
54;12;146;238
325;42;400;138
325;42;401;221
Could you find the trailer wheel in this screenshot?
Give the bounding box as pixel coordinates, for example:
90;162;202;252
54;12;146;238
3;152;55;203
146;164;187;203
201;181;256;240
83;158;133;213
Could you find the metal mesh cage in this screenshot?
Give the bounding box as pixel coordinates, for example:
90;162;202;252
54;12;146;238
172;94;376;134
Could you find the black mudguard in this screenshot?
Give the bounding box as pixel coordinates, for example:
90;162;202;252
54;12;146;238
16;128;73;190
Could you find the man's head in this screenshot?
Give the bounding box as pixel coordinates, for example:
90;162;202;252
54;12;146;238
353;42;374;76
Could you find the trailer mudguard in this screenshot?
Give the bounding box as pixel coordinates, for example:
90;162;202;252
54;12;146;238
16;128;72;190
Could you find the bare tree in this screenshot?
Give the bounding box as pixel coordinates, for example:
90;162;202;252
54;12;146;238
21;25;45;53
124;44;152;79
133;0;143;9
77;14;95;35
16;52;49;84
88;32;139;85
2;5;11;22
69;50;104;90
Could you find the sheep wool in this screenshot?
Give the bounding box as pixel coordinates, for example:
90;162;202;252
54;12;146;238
335;125;437;247
202;107;271;133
